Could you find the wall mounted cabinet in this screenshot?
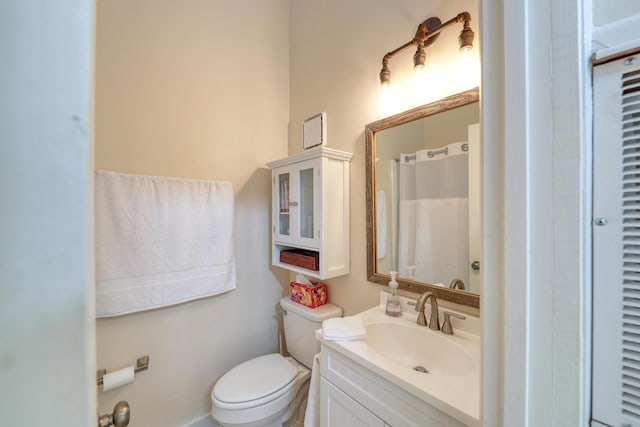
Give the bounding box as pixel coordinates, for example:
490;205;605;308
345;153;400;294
267;147;353;280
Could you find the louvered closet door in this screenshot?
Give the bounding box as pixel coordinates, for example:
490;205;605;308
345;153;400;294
593;53;640;427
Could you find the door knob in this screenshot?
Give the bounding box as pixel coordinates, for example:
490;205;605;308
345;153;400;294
98;401;130;427
113;401;130;427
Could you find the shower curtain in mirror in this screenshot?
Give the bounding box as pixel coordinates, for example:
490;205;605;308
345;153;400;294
398;142;469;286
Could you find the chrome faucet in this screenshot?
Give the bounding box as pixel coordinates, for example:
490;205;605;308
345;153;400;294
414;292;440;330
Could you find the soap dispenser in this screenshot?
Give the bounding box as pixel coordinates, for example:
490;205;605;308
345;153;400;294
385;271;402;317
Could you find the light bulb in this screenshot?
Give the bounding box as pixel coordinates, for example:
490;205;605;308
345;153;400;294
411;64;429;106
413;44;426;70
456;47;479;89
379;82;400;116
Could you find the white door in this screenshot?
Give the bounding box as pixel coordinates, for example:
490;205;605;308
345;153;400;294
593;53;640;426
0;2;96;426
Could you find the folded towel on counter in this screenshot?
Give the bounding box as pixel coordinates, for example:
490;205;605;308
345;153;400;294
95;170;236;317
322;316;366;341
303;353;321;427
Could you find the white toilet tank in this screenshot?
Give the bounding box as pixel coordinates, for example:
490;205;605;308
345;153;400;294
280;297;342;368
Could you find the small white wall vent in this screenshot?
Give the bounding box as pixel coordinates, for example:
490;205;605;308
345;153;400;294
302;112;326;150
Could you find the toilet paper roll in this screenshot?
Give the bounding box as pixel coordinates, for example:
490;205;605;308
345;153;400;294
103;366;135;392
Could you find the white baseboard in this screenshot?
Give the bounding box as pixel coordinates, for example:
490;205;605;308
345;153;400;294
184;414;217;427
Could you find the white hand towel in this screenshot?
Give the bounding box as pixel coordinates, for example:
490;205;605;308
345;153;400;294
95;170;236;317
322;316;366;341
303;353;321;427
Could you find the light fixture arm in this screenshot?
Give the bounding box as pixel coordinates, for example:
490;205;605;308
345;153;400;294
379;12;473;84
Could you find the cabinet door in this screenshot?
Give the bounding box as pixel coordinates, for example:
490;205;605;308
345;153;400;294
321;378;386;427
273;158;320;248
592;53;640;426
274;165;295;242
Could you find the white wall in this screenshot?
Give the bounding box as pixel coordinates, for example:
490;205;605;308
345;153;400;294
94;1;290;425
0;2;95;426
289;0;480;316
593;0;640;26
591;3;640;57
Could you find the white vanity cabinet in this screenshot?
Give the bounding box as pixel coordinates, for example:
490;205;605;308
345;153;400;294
320;346;468;427
266;147;353;280
321;378;387;426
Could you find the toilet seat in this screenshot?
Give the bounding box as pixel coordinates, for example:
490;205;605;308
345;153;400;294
213;353;299;410
211;354;311;426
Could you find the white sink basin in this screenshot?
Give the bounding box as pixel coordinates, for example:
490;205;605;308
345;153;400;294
364;321;475;377
317;300;480;426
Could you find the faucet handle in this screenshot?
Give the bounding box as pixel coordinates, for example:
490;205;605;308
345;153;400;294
441;311;466;335
407;300;428;325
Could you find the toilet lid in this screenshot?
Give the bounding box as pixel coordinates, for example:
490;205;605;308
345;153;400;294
213;353;298;405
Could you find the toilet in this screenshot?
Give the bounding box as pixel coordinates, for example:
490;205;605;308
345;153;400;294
210;297;342;427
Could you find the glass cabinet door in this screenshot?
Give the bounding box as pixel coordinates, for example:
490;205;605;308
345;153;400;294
273;160;319;246
298;167;314;239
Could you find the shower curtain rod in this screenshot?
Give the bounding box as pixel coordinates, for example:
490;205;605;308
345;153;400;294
401;143;469;162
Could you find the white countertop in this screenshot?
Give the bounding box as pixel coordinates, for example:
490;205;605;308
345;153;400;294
318;295;480;426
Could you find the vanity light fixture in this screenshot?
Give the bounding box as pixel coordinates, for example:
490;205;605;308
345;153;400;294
379;12;475;85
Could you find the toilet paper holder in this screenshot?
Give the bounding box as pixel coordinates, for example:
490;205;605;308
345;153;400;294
97;355;149;386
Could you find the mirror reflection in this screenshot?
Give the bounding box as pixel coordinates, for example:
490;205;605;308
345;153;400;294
366;88;480;307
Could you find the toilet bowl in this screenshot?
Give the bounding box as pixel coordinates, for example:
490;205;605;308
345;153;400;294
210;297;342;427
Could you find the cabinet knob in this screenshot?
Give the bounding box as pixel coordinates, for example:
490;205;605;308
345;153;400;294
290;201;298;207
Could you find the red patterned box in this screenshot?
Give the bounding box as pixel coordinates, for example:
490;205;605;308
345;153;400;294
290;281;327;308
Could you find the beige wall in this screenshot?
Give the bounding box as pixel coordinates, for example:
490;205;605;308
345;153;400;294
421;102;480;149
290;0;480;315
95;1;289;425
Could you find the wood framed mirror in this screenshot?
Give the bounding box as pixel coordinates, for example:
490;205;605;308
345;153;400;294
366;87;480;308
